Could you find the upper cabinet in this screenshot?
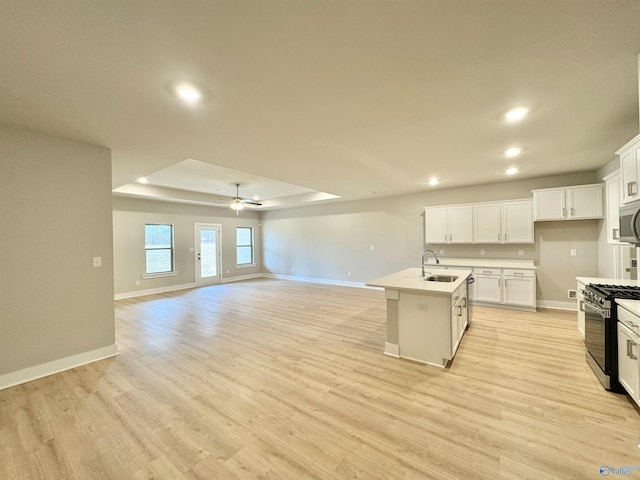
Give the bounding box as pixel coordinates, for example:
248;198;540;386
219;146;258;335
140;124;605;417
604;170;624;244
473;200;533;244
532;184;603;221
425;199;533;245
424;205;473;244
617;134;640;205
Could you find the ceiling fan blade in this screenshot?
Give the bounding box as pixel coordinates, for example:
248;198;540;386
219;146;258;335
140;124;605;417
244;201;262;206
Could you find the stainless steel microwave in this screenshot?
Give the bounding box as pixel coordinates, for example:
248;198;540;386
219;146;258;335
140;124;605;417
619;200;640;244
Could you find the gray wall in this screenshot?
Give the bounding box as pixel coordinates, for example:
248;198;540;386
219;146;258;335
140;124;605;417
112;197;262;295
0;125;115;375
262;171;602;305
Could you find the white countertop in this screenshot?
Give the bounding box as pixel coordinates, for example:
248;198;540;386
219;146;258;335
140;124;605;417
366;267;472;294
425;258;536;270
576;277;640;287
616;299;640;317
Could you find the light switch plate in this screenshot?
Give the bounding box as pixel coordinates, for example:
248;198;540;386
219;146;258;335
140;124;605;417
93;256;102;267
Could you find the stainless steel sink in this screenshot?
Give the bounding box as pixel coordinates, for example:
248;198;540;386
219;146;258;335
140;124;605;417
424;275;459;282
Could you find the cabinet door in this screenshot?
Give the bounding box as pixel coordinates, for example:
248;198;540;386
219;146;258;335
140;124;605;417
606;173;622;244
424;207;448;244
567;185;603;219
474;203;502;243
533;189;566;220
503;276;535;307
473;275;502;303
621;147;638;204
449;205;473;243
617;322;639;402
502;200;533;243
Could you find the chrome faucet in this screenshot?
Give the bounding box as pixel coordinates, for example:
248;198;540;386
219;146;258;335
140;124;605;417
422;249;440;278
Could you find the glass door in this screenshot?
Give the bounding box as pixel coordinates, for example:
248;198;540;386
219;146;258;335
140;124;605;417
195;224;221;286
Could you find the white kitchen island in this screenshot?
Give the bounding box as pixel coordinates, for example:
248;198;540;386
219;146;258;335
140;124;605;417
367;267;472;367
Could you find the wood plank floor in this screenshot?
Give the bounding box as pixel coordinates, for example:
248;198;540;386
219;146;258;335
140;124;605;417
2;278;640;479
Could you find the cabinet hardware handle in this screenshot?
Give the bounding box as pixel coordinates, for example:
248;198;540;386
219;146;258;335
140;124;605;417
498;278;501;286
613;228;619;239
628;339;638;360
571;207;575;216
450;234;453;242
562;208;566;217
633;181;638;196
498;233;501;242
457;306;462;316
514;272;524;276
579;300;584;312
483;270;492;274
628;182;633;196
462;298;467;308
504;233;508;242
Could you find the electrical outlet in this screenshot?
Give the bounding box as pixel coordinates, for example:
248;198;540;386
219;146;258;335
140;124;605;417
370;245;375;251
480;249;485;256
93;256;102;267
570;249;577;256
226;269;230;274
135;280;141;286
348;272;352;278
291;267;295;273
518;249;524;256
439;249;444;255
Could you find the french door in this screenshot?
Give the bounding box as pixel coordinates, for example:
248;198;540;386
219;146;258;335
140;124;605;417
195;224;221;286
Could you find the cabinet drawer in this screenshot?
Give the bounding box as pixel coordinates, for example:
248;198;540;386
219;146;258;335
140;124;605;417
503;269;534;278
473;267;501;275
619;306;640;333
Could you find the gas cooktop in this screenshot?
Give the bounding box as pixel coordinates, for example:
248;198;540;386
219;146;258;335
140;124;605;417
587;284;640;299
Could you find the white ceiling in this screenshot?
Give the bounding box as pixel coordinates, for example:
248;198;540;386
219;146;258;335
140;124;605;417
2;1;640;209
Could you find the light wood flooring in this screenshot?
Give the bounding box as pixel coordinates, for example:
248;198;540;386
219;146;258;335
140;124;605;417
2;278;640;479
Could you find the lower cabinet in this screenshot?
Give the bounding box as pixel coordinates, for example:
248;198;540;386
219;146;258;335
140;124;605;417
470;267;536;310
472;268;502;303
450;284;468;357
502;269;536;307
618;322;640;403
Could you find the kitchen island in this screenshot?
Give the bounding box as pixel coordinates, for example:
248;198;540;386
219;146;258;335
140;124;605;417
367;267;472;367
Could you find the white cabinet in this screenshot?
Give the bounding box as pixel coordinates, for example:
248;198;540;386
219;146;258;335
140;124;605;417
576;280;585;337
471;268;502;303
473;200;533;244
450;283;468;357
617;134;640;204
502;269;535;308
532;184;603;221
503;200;534;243
618;322;639;400
470;267;536;310
604;171;624;244
424;205;473;244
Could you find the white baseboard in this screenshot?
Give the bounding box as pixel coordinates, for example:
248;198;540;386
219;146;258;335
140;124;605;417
0;344;119;391
537;300;577;311
114;282;197;300
384;342;400;357
221;273;264;284
262;273;378;290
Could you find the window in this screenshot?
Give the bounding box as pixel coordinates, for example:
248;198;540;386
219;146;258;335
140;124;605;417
236;227;254;266
145;224;174;274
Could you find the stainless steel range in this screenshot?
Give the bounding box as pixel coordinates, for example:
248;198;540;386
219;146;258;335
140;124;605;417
582;284;640;392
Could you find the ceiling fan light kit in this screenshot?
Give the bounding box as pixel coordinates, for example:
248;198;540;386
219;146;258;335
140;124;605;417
227;183;261;215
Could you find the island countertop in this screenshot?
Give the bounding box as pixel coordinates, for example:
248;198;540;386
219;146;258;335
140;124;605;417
366;267;472;294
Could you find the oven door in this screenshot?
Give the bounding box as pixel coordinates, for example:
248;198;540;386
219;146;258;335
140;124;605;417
584;301;607;373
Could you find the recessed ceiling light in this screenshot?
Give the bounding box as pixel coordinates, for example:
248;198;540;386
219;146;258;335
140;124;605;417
506;167;518;175
505;107;529;122
175;84;202;104
138;177;149;184
428;178;439;186
504;147;522;158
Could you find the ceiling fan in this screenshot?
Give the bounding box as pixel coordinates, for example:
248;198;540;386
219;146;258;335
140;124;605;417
228;183;262;214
